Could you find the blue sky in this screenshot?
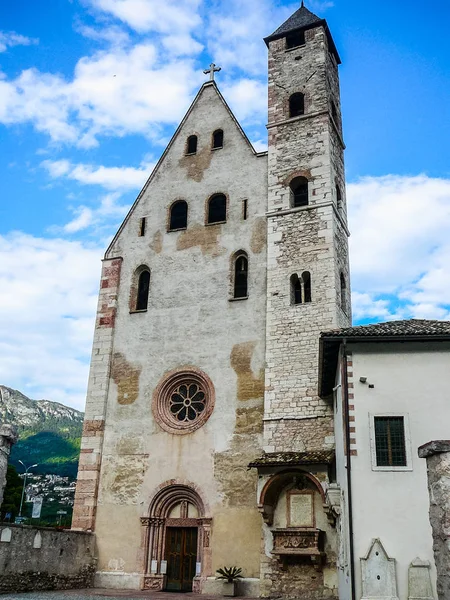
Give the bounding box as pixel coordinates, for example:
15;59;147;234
1;0;449;409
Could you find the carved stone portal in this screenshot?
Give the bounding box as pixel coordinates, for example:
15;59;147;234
361;539;399;600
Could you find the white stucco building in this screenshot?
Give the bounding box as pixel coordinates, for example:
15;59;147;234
319;319;450;600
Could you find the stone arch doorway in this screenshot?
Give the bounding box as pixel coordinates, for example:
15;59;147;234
140;482;212;592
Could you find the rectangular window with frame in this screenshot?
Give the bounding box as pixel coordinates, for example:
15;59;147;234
374;416;407;467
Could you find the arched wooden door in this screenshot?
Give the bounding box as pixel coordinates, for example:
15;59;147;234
166;527;198;591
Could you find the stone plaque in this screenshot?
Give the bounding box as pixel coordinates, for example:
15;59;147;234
288;492;314;527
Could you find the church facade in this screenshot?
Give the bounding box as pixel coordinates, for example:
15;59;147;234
73;5;351;599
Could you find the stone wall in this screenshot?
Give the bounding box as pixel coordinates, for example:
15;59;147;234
72;257;122;532
264;24;351;454
0;524;96;593
0;424;18;508
418;440;450;600
260;20;348;600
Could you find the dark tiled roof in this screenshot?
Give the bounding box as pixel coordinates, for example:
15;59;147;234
249;451;335;468
319;320;450;397
267;5;322;39
321;320;450;339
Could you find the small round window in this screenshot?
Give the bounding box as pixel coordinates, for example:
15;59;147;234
153;368;215;435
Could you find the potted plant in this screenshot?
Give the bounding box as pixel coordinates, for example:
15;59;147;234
216;566;243;597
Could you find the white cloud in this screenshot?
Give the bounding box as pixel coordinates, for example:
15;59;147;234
75;23;131;47
64;207;95;233
223;79;267;123
0;42;201;147
0;233;102;411
88;0;202;34
63;192;131;233
252;139;268;153
0;31;38;53
348;175;450;322
42;159;151;190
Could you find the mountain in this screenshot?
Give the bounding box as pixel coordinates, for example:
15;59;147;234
0;385;84;478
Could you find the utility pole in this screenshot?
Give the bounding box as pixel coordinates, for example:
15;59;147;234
18;460;38;518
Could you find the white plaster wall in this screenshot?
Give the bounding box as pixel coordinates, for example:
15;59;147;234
348;342;450;600
92;82;268;582
332;353;352;600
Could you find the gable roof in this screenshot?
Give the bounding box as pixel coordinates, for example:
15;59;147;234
319;320;450;397
105;81;266;257
264;3;341;64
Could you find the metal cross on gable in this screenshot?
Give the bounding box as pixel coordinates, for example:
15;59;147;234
203;63;222;82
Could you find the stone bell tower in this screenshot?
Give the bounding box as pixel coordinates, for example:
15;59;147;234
263;2;351;455
254;8;352;596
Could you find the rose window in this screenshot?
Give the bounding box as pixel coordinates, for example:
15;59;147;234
153;368;215;434
170;383;206;422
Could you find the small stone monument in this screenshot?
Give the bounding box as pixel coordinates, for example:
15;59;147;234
418;440;450;600
360;538;399;600
0;527;12;543
0;424;18;508
408;558;434;600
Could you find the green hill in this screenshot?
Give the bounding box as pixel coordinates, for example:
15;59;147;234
0;385;83;478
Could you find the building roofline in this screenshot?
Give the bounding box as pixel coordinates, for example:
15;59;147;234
104;81;263;258
319;323;450;398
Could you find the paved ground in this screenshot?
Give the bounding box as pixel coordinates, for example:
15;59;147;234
0;591;254;600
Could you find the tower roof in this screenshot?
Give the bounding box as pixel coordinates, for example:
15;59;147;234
264;3;341;64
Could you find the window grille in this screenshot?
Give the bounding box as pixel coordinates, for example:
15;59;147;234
374;417;407;467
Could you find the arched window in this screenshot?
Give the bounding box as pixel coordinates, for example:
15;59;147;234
234;253;248;299
212;129;224;149
186;135;198;155
289;92;305;118
336;184;342;209
302;271;312;303
291;272;312;305
136;269;150;311
169;200;188;231
340;273;347;309
290;177;309;208
291;274;302;305
207;194;227;224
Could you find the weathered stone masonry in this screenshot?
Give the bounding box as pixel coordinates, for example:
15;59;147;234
72;257;122;531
